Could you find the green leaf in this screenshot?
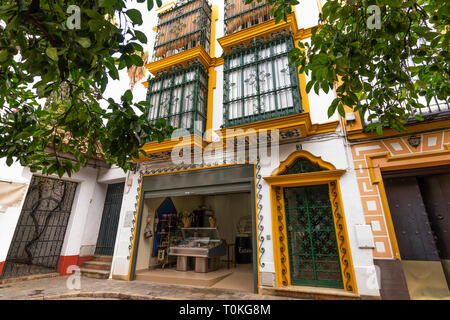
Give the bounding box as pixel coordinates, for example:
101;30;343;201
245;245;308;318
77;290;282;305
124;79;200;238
126;9;143;25
376;125;383;136
77;37;91;48
45;47;58;61
134;30;148;43
0;50;8;62
147;0;154;11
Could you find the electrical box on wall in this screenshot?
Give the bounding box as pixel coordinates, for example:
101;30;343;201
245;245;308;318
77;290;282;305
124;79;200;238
355;224;375;248
260;272;276;287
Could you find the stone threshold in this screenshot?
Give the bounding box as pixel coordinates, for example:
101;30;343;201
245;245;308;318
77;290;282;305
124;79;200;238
0;272;60;285
262;285;360;300
29;291;182;300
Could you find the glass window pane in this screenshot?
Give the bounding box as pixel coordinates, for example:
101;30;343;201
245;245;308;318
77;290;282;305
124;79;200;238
258;61;273;93
261;93;276;113
243;66;257;97
244;97;258;116
228;101;241;119
183;84;194;111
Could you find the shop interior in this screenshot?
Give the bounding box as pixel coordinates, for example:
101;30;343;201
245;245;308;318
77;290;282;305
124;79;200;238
134;193;255;293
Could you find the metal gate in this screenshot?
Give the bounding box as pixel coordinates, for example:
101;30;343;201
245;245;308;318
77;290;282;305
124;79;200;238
95;182;125;256
283;184;343;288
0;176;78;279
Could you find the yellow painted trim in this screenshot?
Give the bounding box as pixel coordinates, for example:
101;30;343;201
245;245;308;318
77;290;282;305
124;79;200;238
266;150;358;294
297;71;310;114
309;121;340;134
331;180;358;294
218;113;312;141
217;14;299;54
156;1;175;12
134;134;207;162
206;67;216;142
270;186;281;286
212;57;223;66
205;6;218;143
377;179;401;260
265;170;346;187
142;81;148;88
145;46;212;75
293;26;315;42
214;113;339;149
272;186;291;287
209;5;218;58
127;177;144;280
253;164;261;293
272;149;336;175
346;119;450;141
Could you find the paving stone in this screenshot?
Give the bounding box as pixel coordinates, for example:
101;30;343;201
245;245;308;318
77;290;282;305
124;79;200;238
0;275;298;300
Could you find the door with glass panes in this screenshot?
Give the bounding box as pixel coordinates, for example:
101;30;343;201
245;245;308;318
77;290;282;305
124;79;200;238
283;184;343;288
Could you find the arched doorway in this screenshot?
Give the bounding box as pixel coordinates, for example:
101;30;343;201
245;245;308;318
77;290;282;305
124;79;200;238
264;150;357;293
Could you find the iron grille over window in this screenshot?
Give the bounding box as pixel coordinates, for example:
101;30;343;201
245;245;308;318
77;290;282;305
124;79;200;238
224;0;273;35
146;64;208;136
223;35;302;127
152;0;212;61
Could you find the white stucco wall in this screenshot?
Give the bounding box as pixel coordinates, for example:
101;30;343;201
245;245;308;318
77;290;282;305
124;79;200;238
0;160;126;270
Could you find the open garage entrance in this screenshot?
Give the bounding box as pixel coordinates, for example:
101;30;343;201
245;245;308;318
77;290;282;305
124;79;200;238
129;164;258;293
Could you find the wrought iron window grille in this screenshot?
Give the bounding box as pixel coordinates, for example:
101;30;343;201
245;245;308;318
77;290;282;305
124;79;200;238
223;35;302;128
152;0;212;61
224;0;274;35
146;63;208;139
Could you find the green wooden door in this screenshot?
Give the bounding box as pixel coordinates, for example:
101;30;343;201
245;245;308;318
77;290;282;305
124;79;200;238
283;184;343;288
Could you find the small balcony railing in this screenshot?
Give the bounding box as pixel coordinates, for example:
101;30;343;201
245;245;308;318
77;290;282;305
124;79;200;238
223;35;302;128
152;0;212;61
362;97;450;128
224;0;274;35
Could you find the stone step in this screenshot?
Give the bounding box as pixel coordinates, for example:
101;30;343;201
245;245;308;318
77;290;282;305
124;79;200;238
82;261;112;271
92;255;113;263
80;268;110;279
262;285;360;300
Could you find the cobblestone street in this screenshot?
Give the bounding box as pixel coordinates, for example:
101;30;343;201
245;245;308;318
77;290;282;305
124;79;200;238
0;275;297;300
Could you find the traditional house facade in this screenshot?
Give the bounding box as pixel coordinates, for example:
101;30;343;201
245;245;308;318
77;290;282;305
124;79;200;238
109;0;385;299
1;0;448;301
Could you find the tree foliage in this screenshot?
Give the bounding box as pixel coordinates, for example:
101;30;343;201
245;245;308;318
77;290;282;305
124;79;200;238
0;0;172;177
287;0;449;134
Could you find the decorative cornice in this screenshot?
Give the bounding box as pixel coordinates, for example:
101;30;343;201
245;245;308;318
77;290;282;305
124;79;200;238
134;134;207;162
347;119;450;141
145;46;212;75
218;14;299;54
264;170;346;186
272;149;337;176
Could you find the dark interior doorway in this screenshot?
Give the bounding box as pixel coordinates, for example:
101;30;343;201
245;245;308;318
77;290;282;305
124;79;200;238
383;166;450;298
95;182;125;256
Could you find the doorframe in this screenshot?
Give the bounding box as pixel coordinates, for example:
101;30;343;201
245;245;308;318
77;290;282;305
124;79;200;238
126;164;260;293
264;150;358;294
95;182;125;256
366;146;450;260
